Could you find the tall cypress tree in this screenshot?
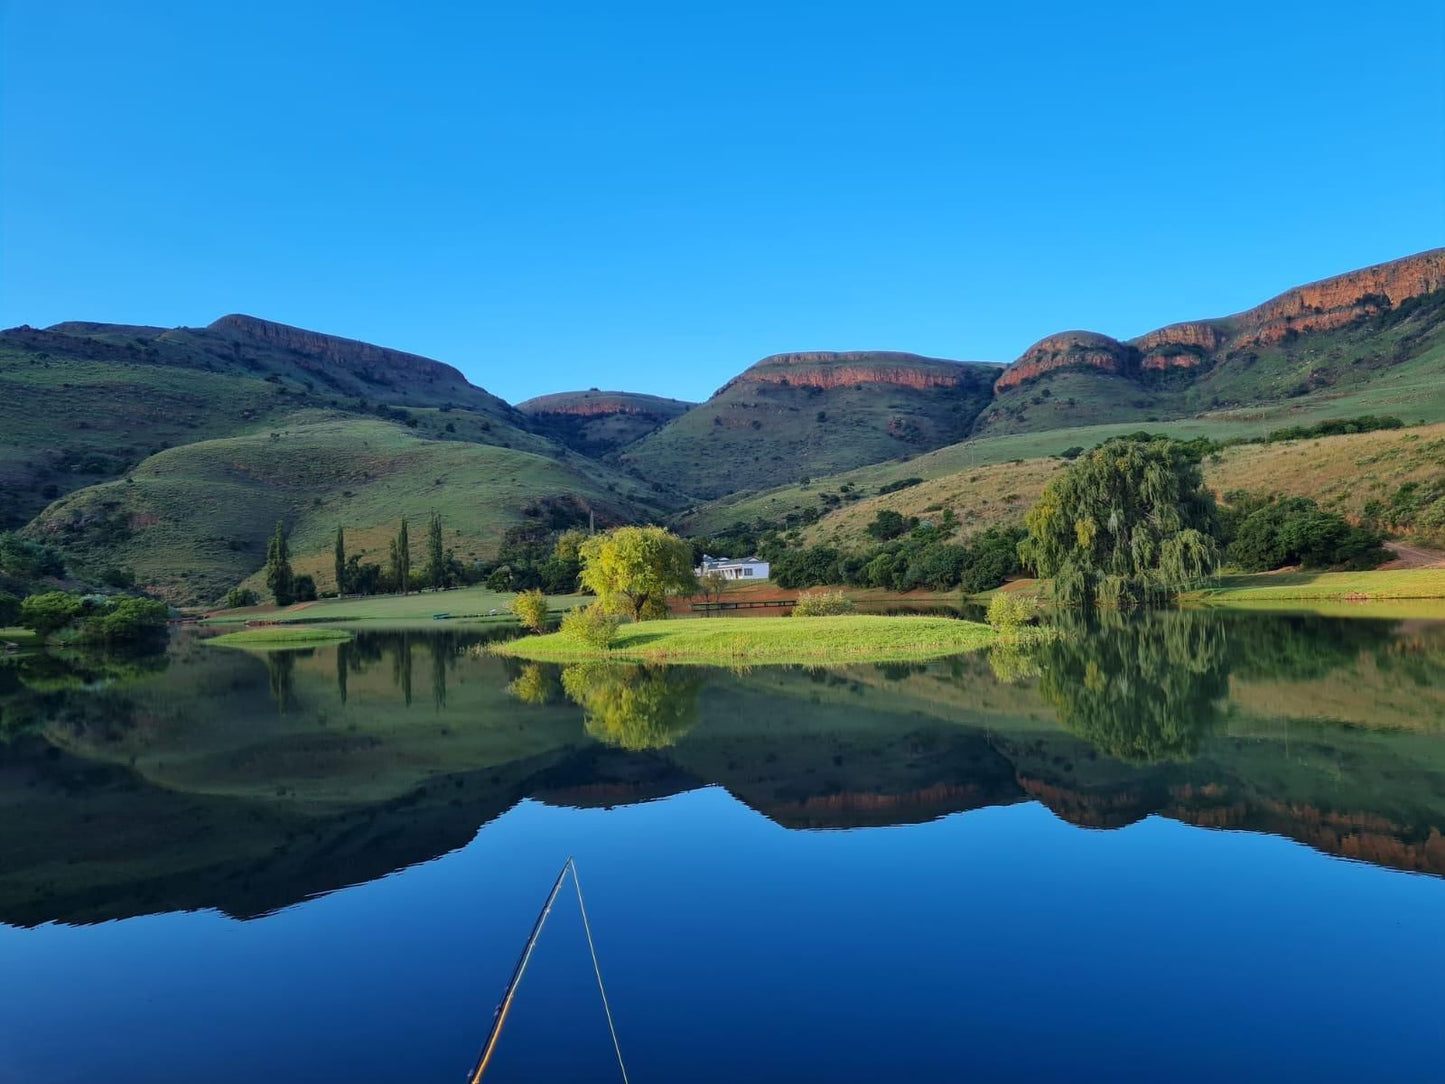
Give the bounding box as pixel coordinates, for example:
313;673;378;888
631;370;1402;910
265;520;294;606
398;516;410;595
427;511;445;590
334;525;346;595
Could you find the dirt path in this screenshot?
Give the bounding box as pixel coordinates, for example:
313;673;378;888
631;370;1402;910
1381;541;1445;569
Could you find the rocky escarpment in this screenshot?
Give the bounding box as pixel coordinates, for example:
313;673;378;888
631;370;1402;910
994;248;1445;391
517;389;696;457
202;313;489;399
993;332;1136;391
517;389;694;420
723;351;1000;394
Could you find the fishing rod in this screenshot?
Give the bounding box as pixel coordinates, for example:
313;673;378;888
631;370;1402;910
467;857;630;1083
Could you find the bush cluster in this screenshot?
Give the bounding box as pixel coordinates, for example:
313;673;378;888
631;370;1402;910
791;589;856;617
772;524;1025;595
560;603;620;649
511;588;550;632
1221;495;1387;572
986;592;1035;632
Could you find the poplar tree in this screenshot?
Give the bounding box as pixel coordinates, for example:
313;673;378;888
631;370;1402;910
396;516;411;594
334;525;346;595
265;521;295;606
427;511;445;590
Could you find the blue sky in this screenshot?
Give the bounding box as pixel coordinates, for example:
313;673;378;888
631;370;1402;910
3;1;1442;404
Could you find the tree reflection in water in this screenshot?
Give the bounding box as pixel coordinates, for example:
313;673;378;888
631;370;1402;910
560;662;702;751
1031;610;1230;764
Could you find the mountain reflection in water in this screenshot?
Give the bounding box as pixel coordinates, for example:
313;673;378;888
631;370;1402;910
1;611;1443;929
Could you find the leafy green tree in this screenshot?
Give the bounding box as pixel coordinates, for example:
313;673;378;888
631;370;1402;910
80;597;169;643
578;526;695;621
512;588;550;632
19;591;83;635
0;533;65;579
1020;437;1220;606
334;525;347;594
426;511;445;590
0;591;20;627
265;521;295;606
223;586;259;609
866;509;916;541
293;574;318;602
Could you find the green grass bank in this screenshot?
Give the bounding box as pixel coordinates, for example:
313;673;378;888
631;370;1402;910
205;626;354;648
493;614;998;665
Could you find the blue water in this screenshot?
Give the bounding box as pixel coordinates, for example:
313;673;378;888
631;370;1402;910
1;615;1443;1081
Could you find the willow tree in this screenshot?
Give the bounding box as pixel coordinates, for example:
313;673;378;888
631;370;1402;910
1020;437;1219;607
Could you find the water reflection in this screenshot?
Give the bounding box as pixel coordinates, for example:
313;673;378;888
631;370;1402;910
1034;610;1230;763
1;612;1443;927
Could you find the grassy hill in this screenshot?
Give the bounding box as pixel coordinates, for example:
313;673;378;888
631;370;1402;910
0;316;547;529
618;351;1001;499
516;389;695;456
23;412;666;604
684;422;1445;550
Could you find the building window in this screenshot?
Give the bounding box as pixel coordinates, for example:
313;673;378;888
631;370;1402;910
744;568;753;576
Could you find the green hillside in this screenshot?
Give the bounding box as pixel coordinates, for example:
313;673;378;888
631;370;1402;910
23;413;665;604
0;316;546;528
618;351;1001;499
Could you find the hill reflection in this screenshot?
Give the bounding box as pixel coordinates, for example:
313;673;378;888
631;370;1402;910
1;612;1443;926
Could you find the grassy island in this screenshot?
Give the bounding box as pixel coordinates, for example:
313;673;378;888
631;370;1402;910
493;614;997;665
206;626;353;648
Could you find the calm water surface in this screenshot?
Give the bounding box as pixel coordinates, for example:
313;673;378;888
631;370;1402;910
2;611;1443;1082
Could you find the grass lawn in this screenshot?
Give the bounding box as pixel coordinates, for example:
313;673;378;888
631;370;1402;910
493;614;998;665
203;586;591;627
0;627;39;646
1186;568;1445;604
205;626;354;648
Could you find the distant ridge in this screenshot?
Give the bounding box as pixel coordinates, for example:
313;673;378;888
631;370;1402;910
995;248;1445;391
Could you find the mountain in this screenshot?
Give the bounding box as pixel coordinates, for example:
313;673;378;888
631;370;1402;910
977;248;1445;434
516;389;695;456
3;316;671;601
617;351;1002;499
0;314;537;529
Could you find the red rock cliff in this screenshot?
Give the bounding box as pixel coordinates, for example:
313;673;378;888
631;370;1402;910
722;351;996;393
994;248;1445;391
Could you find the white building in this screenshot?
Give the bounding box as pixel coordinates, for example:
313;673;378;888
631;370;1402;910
695;555;770;581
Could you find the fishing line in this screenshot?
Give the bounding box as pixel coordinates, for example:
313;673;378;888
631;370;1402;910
468;857;630;1083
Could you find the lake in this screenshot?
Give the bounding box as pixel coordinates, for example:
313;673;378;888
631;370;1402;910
2;611;1443;1082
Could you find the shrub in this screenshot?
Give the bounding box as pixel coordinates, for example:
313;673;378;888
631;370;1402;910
292;574;318;602
224;587;260;609
80;597;169;643
20;591;83;634
878;476;924;495
511;588;550;632
866;510;918;540
0;591;19;627
559;603;619;648
791;589;856;617
1226;496;1387;571
986;592;1036;632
